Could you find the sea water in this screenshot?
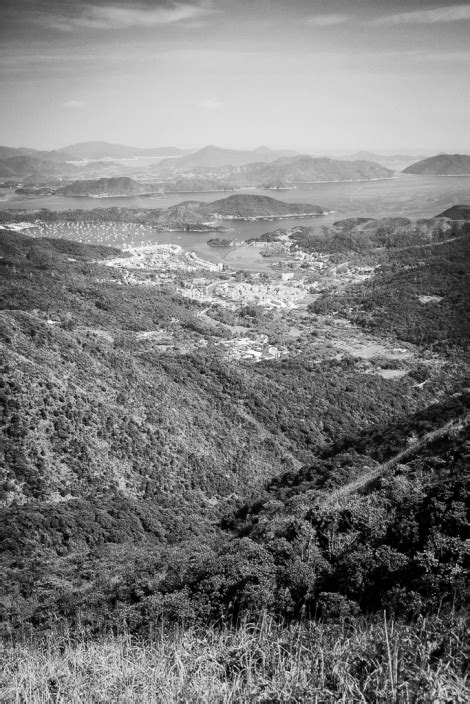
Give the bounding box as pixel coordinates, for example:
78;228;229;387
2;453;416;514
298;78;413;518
1;173;469;270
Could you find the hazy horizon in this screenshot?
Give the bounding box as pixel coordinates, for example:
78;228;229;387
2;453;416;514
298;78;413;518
1;1;470;153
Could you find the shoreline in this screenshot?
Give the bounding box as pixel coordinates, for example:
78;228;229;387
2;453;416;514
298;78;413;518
291;176;398;184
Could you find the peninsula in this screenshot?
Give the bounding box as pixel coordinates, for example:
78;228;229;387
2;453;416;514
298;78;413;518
403;153;470;175
55;176;150;198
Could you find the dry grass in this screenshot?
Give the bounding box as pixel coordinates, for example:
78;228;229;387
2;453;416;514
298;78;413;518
1;615;468;703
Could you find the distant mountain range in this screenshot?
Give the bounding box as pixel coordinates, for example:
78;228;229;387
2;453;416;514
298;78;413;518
347;151;424;162
0;156;143;183
0;156;77;179
0;143;189;179
0;147;76;163
156;155;395;189
55;177;148;197
58;142;189;160
0;145;395;189
341;151;426;170
0;146;38;160
403;154;470;175
0;144;299;183
157;145;299;171
11;143;470;190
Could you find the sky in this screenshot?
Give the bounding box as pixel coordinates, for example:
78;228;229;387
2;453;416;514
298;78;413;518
1;0;469;153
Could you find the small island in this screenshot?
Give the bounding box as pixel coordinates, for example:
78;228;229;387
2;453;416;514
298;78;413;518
207;237;233;247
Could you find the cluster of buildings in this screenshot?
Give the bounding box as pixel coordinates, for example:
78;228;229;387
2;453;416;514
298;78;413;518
178;276;308;310
215;335;286;362
102;244;224;276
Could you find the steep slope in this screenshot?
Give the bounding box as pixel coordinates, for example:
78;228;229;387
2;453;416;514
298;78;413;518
1;227;444;558
403;154;470;175
308;226;470;349
217;394;469;619
0;232;297;549
437;205;470;220
0;215;468;635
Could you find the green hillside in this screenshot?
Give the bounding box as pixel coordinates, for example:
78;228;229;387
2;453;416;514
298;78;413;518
0;221;468;641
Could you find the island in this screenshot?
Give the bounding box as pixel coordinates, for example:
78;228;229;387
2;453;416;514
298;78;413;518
403;154;470;175
154;154;395;190
55;176;149;197
151;194;327;230
207;237;233;247
0;194;327;232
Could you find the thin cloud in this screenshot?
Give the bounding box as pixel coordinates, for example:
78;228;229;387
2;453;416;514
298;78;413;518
370;4;470;26
306;14;348;27
62;100;87;109
45;2;215;32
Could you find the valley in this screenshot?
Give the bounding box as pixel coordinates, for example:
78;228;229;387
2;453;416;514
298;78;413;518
1;188;468;703
1;150;469;704
2;0;470;694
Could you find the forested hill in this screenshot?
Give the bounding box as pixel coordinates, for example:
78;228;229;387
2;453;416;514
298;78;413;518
0;194;326;231
403;153;470;175
1;230;431;548
308;227;470;350
0;223;468;634
55;177;146;197
437;204;470;220
151;194;325;229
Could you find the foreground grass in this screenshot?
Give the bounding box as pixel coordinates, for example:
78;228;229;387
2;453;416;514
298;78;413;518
1;616;468;703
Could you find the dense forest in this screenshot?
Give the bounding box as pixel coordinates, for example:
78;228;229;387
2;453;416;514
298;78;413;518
0;217;469;699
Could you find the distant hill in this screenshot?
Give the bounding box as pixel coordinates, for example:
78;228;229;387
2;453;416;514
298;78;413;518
33;149;77;162
55;177;147;197
348;151;422;162
290;216;468;254
206;194;324;217
403;154;470;175
158;145;298;171
59;142;188;160
240;156;394;186
152;194;326;229
155;155;394;189
0;156;77;179
343;151;425;170
249;215;468;256
436;205;470;219
0;146;76;163
0;146;37;160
